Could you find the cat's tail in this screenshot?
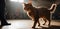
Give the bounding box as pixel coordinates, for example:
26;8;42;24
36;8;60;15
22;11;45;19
49;4;57;13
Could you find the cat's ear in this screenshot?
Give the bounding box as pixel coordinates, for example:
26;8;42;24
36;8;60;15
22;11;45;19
24;3;27;6
24;3;26;5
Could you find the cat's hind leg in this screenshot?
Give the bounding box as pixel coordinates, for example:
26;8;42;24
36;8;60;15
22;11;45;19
38;19;40;26
46;15;51;27
43;17;47;25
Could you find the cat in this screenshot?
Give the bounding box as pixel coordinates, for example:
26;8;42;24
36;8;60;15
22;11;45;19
24;3;57;28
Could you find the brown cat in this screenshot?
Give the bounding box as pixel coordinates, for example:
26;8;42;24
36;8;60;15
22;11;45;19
24;3;57;28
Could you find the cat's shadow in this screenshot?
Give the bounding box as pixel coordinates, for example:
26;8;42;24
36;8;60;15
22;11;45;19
32;25;60;29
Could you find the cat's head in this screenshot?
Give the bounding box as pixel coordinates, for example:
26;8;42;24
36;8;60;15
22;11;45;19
24;3;32;11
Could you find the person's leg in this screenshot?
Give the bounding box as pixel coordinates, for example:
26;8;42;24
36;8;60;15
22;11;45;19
1;15;11;26
0;0;11;26
1;19;11;26
1;8;11;26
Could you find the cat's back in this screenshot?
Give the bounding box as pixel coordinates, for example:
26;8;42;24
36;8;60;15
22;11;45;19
36;7;50;16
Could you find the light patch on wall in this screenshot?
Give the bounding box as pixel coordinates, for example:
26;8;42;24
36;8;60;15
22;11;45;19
10;0;24;3
19;0;24;3
10;0;18;2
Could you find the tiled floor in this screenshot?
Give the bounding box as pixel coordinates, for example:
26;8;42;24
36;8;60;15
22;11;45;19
0;19;60;29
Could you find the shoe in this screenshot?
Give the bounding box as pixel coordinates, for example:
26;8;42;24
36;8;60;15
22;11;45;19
32;26;35;28
1;23;11;26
